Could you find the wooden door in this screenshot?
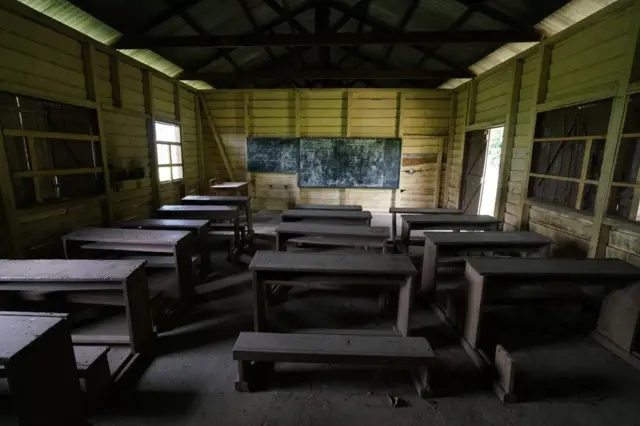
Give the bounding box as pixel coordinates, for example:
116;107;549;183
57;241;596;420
460;130;488;214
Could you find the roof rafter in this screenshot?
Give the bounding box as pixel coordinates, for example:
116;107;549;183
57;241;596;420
118;0;206;39
383;0;420;62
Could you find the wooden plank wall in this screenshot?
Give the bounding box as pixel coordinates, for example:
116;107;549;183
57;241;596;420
0;2;200;256
446;0;640;265
201;89;452;212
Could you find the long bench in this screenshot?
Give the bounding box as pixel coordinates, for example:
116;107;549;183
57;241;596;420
461;258;640;401
62;227;194;303
421;231;553;294
233;332;436;397
389;207;461;250
295;204;363;211
281;209;372;226
275;222;390;253
118;218;212;273
182;195;253;237
249;250;417;336
400;214;501;253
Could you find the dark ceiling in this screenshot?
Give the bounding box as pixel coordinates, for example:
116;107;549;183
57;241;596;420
68;0;571;88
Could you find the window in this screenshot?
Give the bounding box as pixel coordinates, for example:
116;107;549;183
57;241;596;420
607;95;640;222
155;121;183;183
527;99;612;214
0;92;104;209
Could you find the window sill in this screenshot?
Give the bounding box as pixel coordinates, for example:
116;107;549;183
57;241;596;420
525;198;594;223
603;216;640;235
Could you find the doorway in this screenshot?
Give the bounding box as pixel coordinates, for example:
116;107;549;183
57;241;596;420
460;127;504;215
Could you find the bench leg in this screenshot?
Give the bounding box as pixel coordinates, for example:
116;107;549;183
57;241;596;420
235;361;254;392
493;344;517;403
412;366;432;398
235;361;273;392
396;277;415;337
83;355;112;411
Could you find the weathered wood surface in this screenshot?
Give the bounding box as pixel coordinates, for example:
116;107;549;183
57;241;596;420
466;258;640;279
276;223;389;238
424;231;553;247
403;214;500;226
296;204;363;211
63;227;190;245
118;218;209;231
81;242;175;254
182;195;250;205
0;259;145;283
233;332;435;364
211;181;248;189
157;205;239;214
281;209;372;220
0;313;65;362
249;251;416;275
390;207;461;214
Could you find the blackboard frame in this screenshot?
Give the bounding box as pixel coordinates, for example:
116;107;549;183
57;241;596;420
297;137;402;189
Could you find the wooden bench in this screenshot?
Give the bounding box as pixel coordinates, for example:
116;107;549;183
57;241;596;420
62;227;194;303
461;258;640;401
295;204;363;211
0;312;86;426
400;214;501;253
281;209;372;226
118;218;212;273
389;207;461;250
275;222;390;253
233;332;436;397
421;231;553;294
182;195;254;238
249;251;417;336
157;204;242;259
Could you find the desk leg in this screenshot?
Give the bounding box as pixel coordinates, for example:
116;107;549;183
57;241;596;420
276;233;287;251
421;242;438;295
174;238;195;303
391;213;397;252
462;270;485;350
397;276;415;337
123;267;155;354
400;221;411;254
198;227;212;273
245;201;254;248
8;318;86;426
233;211;241;258
253;272;267;332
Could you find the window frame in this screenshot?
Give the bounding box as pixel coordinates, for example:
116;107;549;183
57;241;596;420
154;121;184;184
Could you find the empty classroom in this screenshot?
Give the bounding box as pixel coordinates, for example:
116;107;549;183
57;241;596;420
0;0;640;425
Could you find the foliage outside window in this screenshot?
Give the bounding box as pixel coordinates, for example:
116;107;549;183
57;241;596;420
607;95;640;222
0;92;103;209
527;99;612;214
155;122;183;183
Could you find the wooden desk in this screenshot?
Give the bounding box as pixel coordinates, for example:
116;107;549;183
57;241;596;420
118;218;212;273
421;231;553;294
62;227;194;302
281;209;372;226
182;195;253;236
249;251;417;336
296;204;363;211
210;181;249;196
276;222;390;253
400;214;501;253
0;260;154;353
0;312;85;426
389;207;461;250
157;205;242;258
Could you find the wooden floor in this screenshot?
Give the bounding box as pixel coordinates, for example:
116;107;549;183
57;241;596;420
1;212;640;426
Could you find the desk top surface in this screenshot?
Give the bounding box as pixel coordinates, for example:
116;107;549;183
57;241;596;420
118;218;209;230
159;204;239;213
0;313;66;362
250;250;416;275
0;259;146;282
64;227;190;244
466;258;640;279
424;231;552;246
182;195;250;205
390;207;462;214
211;181;248;189
282;209;372;219
296;204;363;211
276;222;389;237
403;214;500;225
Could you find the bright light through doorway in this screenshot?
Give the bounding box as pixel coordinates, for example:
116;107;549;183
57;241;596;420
478;127;504;216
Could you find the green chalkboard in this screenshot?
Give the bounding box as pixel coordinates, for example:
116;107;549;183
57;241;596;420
247;137;297;173
298;138;401;189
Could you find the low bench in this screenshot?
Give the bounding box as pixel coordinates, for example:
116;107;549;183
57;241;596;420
275;222;390;253
400;214;501;253
249;251;417;336
62;227;194;303
295;204;363;211
118;218;212;273
233;332;436;397
389;207;461;250
281;209;372;226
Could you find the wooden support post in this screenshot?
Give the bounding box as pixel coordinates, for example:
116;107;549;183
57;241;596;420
588;2;640;257
466;80;478;128
110;55;123;108
0;125;21;258
174;82;186;197
454;83;475;208
395;91;405;207
517;44;552;230
195;91;206;193
199;94;235;181
495;59;523;221
83;43;113;225
575;139;593;210
244;91;252;197
443;92;457;208
143;70;161;209
434;137;444;208
346;90;353;137
25;137;42;202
